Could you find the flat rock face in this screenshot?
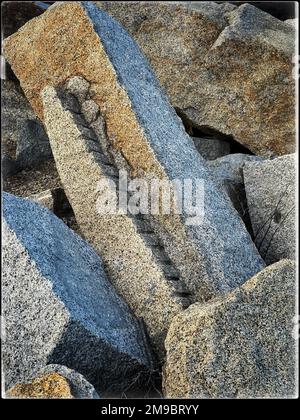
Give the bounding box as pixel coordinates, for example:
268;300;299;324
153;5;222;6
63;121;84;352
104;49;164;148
96;1;295;157
7;365;100;399
2;192;151;397
3;1;264;301
163;259;296;399
243;154;296;264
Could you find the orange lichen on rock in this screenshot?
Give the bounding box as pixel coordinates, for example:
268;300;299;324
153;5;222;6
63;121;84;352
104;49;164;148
7;373;73;399
3;2;161;176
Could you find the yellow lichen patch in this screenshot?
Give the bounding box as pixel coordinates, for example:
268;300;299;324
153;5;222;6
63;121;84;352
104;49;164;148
7;373;73;399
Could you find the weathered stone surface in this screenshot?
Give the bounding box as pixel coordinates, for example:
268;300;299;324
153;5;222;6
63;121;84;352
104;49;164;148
41;82;190;358
94;1;295;156
163;259;296;399
7;365;100;399
164;1;236;14
193;136;230;160
3;192;151;396
4;2;264;306
243;154;296;264
180;1;237;15
16;119;53;169
208;154;263;228
3;160;61;199
209;153;263;183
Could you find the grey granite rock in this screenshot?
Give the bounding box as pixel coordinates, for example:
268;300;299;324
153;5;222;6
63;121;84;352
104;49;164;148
208;154;263;184
243;154;296;264
2;192;152;397
16;119;53;169
34;365;100;399
193;136;230;160
163;259;297;398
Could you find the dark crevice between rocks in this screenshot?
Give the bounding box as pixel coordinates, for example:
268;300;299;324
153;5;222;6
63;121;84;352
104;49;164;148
51;188;79;232
47;319;162;398
175;107;254;155
193;126;254;155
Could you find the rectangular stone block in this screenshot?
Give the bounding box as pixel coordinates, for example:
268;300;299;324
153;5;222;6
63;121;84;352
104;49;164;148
41;82;189;359
3;2;265;304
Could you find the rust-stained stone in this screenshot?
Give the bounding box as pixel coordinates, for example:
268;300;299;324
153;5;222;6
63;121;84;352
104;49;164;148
7;373;73;399
4;1;264;307
6;365;100;399
96;1;295;157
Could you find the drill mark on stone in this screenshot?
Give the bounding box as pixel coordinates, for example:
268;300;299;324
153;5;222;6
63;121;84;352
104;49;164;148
41;81;190;359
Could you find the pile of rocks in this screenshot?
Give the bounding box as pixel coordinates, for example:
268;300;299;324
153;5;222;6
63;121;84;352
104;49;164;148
2;1;297;399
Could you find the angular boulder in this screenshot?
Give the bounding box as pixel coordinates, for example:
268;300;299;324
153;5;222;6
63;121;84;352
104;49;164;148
2;192;152;397
243;154;296;264
163;259;296;399
3;2;264;306
95;1;295;156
